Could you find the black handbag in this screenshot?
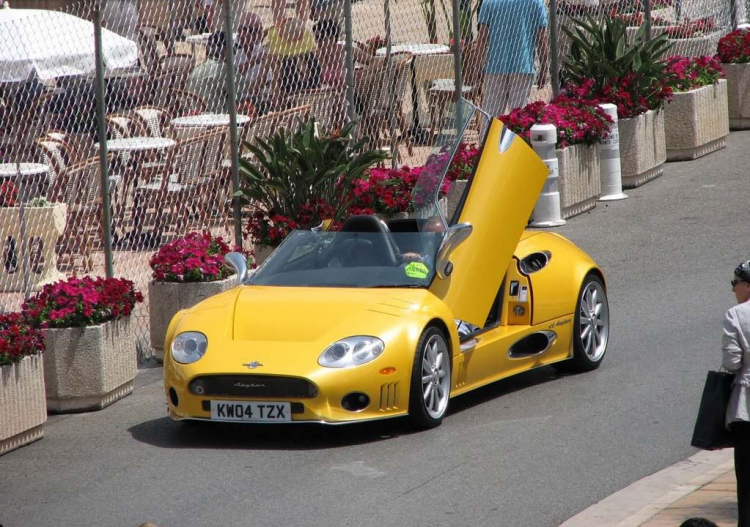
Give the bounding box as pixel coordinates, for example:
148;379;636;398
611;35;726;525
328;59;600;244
690;370;735;450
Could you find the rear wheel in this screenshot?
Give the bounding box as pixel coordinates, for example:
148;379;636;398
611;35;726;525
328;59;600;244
408;326;451;429
556;274;610;373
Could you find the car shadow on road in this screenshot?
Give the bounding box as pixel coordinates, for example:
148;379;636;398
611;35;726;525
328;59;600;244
446;365;569;415
129;365;572;450
128;414;413;450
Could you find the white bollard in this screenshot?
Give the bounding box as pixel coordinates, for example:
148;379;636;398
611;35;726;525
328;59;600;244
598;103;628;201
530;123;566;227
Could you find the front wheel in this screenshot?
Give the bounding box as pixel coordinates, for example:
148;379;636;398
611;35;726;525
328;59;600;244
408;326;451;429
561;274;610;372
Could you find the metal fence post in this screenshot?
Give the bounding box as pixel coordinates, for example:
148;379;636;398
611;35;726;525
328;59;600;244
344;0;355;123
452;0;463;127
549;0;560;98
93;4;114;278
730;0;740;29
223;0;243;249
644;0;652;40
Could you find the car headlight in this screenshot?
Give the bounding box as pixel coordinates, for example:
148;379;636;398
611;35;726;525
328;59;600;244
318;336;385;368
171;332;208;364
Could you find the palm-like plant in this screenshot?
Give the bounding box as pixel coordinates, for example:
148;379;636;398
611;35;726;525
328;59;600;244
561;16;673;116
563;16;672;84
236;118;388;226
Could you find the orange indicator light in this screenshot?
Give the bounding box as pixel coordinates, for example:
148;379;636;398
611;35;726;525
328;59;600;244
379;367;397;375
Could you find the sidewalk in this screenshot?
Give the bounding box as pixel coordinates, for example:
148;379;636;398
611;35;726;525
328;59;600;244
561;450;738;527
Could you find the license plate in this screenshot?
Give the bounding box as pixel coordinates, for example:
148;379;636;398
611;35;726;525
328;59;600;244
210;401;291;422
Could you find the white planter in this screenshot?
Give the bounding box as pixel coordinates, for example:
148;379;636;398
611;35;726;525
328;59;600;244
665;80;729;161
723;63;750;130
0;354;46;456
253;244;276;267
0;203;66;293
618;109;666;188
668;31;722;58
557;144;601;219
43;317;137;413
149;275;236;362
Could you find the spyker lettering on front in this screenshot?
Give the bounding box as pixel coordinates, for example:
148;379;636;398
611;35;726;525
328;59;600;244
163;99;610;429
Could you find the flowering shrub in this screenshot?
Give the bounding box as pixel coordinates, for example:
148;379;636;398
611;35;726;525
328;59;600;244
563;74;673;119
665;55;725;92
349;166;420;216
248;200;339;246
247;143;479;242
24;276;143;329
237;101;258;117
0;313;44;366
447;142;481;181
664;16;716;39
150;232;248;282
607;10;670;27
717;29;750;64
500;98;613;148
0;180;17;207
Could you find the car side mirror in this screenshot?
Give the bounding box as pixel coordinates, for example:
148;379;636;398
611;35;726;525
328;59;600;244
224;252;248;285
435;223;472;279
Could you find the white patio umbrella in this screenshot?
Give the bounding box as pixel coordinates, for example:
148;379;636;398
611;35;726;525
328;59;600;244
0;6;139;82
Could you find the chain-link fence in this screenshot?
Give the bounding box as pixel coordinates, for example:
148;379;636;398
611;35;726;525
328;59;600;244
0;0;740;357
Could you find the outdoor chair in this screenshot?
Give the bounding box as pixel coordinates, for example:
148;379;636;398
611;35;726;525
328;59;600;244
49;155;119;272
427;40;485;138
35;137;74;188
131;105;173;138
355;53;414;156
132;128;226;243
44;130;96;164
286;88;346;134
163;89;209;118
105;113;145;170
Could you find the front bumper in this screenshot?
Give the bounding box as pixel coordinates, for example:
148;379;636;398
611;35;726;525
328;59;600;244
165;366;411;424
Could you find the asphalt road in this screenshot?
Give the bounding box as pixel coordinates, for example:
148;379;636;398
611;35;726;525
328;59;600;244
2;132;750;527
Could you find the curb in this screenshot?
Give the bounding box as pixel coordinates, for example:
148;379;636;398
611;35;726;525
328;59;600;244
560;449;735;527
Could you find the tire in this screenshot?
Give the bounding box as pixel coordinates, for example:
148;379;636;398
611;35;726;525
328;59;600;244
556;273;610;373
408;326;451;429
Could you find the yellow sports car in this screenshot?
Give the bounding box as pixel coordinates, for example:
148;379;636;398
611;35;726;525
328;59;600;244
163;102;609;428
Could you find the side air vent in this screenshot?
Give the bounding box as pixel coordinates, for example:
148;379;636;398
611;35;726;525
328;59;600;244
508;331;557;359
519;251;551;274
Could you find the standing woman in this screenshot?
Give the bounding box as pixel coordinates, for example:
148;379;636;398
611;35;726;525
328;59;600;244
723;261;750;526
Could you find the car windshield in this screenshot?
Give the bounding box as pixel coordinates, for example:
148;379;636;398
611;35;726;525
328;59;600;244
248;99;488;289
247;230;445;288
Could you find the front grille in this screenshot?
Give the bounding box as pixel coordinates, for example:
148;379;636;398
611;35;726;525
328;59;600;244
190;375;318;398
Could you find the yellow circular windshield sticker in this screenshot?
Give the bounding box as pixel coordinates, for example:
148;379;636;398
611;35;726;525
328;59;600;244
405;262;429;279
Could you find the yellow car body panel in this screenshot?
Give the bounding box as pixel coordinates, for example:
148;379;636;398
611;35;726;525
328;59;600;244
515;231;604;325
428;119;548;328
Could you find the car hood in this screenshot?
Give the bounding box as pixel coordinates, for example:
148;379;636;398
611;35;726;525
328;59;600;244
230;286;430;343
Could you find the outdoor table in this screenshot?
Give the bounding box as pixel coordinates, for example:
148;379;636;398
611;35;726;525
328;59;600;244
375;43;450;144
171;113;252;129
170;114;252;156
0;162;49;178
98;137;176;152
0;162;51;197
0;162;62;292
94;137;176;247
